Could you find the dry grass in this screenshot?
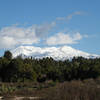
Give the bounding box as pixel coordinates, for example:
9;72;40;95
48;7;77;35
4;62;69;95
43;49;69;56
42;79;100;100
0;78;100;100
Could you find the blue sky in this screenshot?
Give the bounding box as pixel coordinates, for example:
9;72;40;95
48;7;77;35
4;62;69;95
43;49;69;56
0;0;100;56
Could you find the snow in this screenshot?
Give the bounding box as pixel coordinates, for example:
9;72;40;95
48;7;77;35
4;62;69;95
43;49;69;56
11;45;100;60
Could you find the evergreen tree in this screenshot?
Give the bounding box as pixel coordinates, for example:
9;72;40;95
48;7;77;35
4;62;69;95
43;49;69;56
4;50;12;60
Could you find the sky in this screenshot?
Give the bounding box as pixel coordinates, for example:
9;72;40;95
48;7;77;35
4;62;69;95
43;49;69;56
0;0;100;56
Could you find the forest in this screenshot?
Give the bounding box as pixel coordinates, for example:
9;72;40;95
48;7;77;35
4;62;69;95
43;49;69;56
0;50;100;83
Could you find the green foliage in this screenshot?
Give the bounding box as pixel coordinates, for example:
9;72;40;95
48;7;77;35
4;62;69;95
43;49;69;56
4;50;12;60
0;50;100;82
19;63;37;82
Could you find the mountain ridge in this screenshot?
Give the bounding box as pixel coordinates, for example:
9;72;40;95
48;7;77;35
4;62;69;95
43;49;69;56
11;45;100;60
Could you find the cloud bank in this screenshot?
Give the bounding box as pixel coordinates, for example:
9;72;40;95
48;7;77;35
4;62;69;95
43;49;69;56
0;25;84;49
0;11;86;49
46;32;82;45
0;25;39;49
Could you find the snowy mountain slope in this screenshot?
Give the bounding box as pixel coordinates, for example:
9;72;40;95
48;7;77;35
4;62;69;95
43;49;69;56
11;46;100;60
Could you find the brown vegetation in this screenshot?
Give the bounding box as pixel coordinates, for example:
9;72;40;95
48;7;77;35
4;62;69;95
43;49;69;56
1;78;100;100
42;78;100;100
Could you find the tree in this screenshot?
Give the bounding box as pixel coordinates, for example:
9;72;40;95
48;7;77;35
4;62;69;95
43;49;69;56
19;63;37;82
4;50;12;60
0;58;10;82
5;58;23;82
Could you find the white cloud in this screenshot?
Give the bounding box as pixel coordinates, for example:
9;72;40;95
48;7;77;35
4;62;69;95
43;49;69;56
0;22;56;49
56;11;83;21
0;11;85;49
0;26;38;49
35;22;56;38
0;36;17;49
46;32;82;45
0;24;86;49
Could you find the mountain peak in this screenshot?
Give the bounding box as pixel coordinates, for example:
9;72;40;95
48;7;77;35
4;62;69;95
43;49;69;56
11;45;100;60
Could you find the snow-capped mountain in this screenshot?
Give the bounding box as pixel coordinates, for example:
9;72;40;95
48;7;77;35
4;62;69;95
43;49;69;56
11;46;100;60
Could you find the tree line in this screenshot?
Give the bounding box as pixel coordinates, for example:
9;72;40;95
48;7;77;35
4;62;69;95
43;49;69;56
0;50;100;82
